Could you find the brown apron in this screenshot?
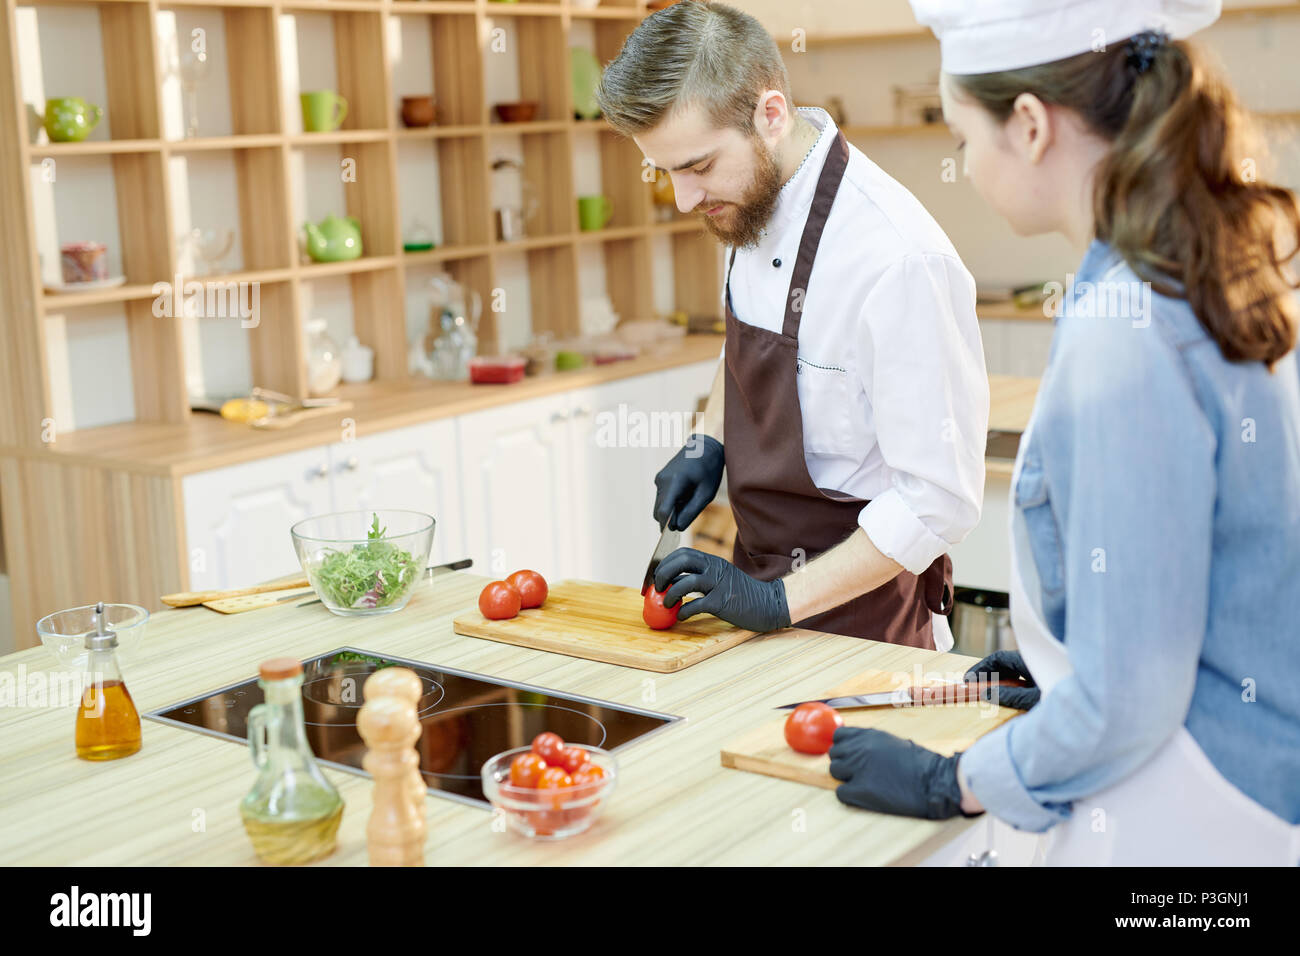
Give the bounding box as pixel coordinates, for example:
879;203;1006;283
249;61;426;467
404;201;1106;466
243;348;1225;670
723;130;952;649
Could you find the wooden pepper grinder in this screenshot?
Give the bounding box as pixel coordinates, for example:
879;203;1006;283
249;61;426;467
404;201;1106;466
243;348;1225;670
357;668;426;866
363;668;427;807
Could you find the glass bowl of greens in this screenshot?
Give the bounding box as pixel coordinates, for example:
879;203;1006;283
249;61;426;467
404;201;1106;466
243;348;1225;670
290;510;434;617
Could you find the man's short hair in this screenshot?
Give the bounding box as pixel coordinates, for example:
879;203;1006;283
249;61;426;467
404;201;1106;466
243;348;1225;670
595;1;791;137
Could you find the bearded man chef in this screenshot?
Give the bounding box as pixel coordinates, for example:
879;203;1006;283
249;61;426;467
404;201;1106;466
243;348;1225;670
595;1;989;650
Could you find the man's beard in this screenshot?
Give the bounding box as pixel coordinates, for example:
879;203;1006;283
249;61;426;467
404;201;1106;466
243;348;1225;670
697;137;783;249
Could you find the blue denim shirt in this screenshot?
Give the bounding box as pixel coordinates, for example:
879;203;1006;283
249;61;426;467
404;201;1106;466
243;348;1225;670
960;239;1300;831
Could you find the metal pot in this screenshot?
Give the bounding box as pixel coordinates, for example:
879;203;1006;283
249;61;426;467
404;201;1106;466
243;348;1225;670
950;587;1015;658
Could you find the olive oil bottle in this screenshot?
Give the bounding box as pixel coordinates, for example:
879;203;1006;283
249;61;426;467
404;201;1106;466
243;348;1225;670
239;658;344;865
75;603;141;761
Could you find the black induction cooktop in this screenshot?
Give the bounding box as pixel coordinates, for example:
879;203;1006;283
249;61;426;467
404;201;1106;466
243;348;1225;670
145;646;680;808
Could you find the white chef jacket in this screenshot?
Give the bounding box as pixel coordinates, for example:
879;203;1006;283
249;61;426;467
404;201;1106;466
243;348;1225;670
723;109;988;578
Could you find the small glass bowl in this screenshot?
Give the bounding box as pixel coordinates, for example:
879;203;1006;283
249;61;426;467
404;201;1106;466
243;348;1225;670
481;745;618;840
290;510;435;617
36;603;149;671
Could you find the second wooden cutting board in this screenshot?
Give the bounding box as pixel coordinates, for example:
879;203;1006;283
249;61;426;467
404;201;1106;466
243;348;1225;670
721;668;1023;789
452;579;759;672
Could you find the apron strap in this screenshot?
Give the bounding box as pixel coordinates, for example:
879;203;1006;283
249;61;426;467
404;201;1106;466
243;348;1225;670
783;131;849;339
722;130;851;340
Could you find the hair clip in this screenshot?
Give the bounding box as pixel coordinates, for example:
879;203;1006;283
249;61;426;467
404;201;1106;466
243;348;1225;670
1126;29;1170;75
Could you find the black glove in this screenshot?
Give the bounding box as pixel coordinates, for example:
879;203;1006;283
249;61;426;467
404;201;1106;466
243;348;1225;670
963;649;1040;711
652;434;725;531
653;547;790;633
828;727;977;820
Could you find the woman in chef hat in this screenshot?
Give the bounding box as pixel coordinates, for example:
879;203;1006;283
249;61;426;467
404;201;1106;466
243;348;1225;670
827;0;1300;864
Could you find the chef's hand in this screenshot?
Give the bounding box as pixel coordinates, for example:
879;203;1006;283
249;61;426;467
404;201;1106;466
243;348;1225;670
829;728;978;820
652;435;725;531
653;547;791;633
963;649;1041;710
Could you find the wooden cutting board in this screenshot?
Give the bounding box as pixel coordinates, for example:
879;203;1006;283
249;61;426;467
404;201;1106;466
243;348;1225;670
720;668;1023;789
452;579;759;672
202;588;316;613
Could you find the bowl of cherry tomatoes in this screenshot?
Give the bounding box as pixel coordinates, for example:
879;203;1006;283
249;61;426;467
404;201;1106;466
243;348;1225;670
480;732;617;840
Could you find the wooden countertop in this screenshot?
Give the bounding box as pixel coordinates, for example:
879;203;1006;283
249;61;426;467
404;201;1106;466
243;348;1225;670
0;571;995;866
8;336;729;477
2;327;1039;479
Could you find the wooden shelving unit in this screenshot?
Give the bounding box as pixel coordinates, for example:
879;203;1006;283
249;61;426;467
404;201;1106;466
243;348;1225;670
0;0;719;444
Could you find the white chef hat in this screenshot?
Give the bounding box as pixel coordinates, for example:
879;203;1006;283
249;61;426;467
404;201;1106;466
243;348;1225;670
908;0;1221;74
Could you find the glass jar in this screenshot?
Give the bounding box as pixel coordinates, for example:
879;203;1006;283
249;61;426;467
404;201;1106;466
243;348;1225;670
305;319;342;396
239;658;344;865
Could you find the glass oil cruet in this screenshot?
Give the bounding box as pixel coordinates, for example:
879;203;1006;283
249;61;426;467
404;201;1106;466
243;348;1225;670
239;658;344;865
75;602;142;761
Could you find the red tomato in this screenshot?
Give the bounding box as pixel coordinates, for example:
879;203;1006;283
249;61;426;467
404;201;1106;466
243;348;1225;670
479;581;522;620
784;702;844;755
509;752;547;788
531;731;566;765
556;746;590;775
506;569;548;609
642;587;680;630
536;767;573;791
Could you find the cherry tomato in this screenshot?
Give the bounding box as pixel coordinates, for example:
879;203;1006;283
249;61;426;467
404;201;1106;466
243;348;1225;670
572;765;606;788
536;767;573;791
506;569;548;609
783;702;844;755
509;752;547;788
556;746;590;775
531;731;567;765
642;586;680;630
479;581;522;620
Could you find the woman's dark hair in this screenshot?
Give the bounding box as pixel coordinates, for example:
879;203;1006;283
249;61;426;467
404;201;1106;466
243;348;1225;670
953;39;1299;368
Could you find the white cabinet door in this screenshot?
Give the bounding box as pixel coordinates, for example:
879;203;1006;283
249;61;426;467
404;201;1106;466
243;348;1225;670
566;374;666;587
182;446;333;591
456;392;575;583
329;420;466;564
657;358;720;420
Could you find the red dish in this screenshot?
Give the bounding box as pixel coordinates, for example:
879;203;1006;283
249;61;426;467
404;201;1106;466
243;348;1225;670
469;356;526;384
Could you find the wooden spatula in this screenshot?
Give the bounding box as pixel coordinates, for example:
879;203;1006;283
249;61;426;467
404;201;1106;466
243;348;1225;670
161;576;310;607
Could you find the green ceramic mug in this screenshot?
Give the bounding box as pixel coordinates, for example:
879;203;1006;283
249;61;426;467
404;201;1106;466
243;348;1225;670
44;97;103;143
301;91;348;132
578;195;613;231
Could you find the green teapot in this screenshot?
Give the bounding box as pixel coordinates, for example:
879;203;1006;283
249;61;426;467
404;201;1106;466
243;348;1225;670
42;97;103;143
303;214;363;263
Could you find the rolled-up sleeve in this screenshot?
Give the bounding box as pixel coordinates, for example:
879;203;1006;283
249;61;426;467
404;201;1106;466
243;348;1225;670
959;310;1216;832
856;254;989;573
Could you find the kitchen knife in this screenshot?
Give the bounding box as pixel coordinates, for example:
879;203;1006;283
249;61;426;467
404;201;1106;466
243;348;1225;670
641;526;681;596
291;557;473;607
775;679;1029;710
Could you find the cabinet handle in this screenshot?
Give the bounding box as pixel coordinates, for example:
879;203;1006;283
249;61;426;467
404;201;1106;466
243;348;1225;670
550;411;570;423
309;463;329;480
572;405;592;418
340;456;359;472
964;850;999;867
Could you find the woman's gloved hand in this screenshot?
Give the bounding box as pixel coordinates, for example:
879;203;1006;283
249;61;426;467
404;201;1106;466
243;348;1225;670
963;649;1041;710
653;547;790;633
829;728;978;820
652;434;725;531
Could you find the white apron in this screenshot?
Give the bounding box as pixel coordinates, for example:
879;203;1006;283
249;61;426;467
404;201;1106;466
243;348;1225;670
1006;411;1300;866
